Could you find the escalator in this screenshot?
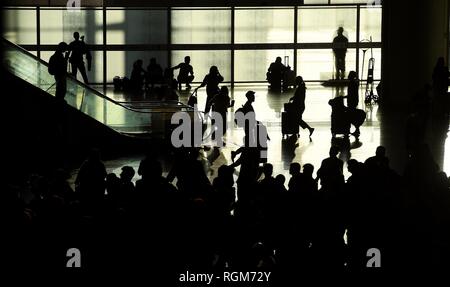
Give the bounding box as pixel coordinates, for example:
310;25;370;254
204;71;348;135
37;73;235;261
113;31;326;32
2;37;193;139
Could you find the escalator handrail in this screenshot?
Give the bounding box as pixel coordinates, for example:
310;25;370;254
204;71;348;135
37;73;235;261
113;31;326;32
2;37;194;114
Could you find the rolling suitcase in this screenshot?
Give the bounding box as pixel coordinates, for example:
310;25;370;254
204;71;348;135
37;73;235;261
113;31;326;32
282;111;299;137
331;111;351;137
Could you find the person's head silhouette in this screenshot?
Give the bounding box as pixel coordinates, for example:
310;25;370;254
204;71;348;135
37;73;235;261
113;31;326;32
348;71;357;80
73;31;80;40
295;76;304;86
209;66;219;75
337;27;344;35
329;146;339;157
276;57;282;63
185;56;191;64
246;91;255;103
57;42;68;53
289;162;301;175
220;86;229;95
150;58;156;65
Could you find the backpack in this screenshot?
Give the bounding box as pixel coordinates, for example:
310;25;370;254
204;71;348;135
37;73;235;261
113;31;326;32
48;54;56;75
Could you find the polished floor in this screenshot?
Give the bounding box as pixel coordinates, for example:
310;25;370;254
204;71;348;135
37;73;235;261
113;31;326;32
86;83;450;185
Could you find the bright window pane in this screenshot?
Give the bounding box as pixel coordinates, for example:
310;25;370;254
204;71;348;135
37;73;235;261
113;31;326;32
298;7;357;43
107;51;168;82
360;7;382;42
235;50;294;82
40;9;103;45
2;9;37;44
106;9;168;44
171;9;231;44
171;50;231;82
297;49;357;81
235;8;294;44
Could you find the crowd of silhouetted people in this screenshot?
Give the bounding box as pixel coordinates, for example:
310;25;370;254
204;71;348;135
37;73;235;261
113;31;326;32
4;142;450;275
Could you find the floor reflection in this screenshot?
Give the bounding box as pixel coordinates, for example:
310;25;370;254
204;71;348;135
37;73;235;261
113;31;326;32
104;84;426;183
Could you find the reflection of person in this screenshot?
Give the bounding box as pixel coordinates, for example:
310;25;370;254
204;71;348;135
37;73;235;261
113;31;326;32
289;76;315;137
48;42;69;100
68;32;91;84
267;57;288;90
172;56;194;90
332;27;348;80
195;66;224;114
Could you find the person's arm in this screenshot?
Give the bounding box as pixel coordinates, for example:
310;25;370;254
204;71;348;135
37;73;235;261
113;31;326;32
171;63;181;70
189;65;194;75
195;76;208;90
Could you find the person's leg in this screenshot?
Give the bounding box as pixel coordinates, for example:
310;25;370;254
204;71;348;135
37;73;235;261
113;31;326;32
220;111;227;135
299;117;314;136
342;56;346;80
55;75;67;100
77;62;89;84
71;63;77;78
205;93;213;114
177;76;182;90
187;75;194;89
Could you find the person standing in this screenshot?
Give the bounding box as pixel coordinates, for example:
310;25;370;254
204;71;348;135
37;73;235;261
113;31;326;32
289;76;315;137
346;71;359;109
210;86;234;136
48;42;69;100
332;27;349;80
195;66;224;114
172;56;194;90
68;32;91;84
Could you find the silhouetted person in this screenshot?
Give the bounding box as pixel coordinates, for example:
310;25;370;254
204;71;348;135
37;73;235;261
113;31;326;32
119;166;136;195
163;67;178;89
242;90;256;116
432;57;450;118
288;162;302;193
146;58;163;89
172;56;194;90
212;165;236;216
302;163;318;194
364;146;389;171
68;32;91;84
130;59;146;95
275;175;288;193
345;71;363;137
317;146;344;188
267;57;288;90
48;42;69;100
346;71;359;109
210;86;234;136
195;66;224;114
235;91;257;143
230;136;261;205
332;27;348;80
289;76;315;137
75;149;107;203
